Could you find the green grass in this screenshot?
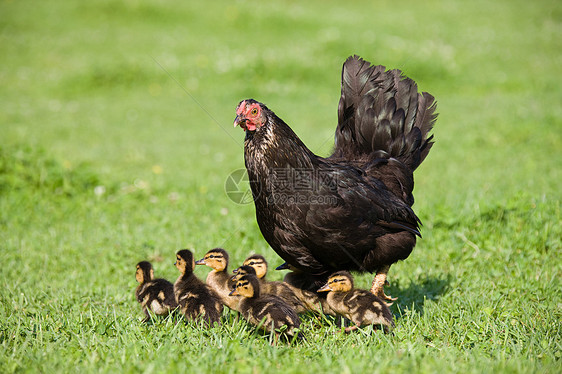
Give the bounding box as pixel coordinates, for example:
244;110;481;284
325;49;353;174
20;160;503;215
1;0;561;372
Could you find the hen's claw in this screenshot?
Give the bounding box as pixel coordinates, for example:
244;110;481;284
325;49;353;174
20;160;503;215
373;288;397;306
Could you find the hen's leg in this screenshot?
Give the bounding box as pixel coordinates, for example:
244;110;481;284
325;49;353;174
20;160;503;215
370;265;397;305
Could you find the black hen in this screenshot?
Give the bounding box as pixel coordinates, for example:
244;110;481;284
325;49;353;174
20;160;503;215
234;55;437;302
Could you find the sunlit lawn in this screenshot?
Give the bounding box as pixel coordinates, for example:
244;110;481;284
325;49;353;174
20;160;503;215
1;0;560;373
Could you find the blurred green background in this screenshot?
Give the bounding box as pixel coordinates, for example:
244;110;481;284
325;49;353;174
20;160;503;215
1;0;560;372
2;0;560;203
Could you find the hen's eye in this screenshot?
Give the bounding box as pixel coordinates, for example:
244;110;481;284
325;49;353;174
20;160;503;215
250;108;258;116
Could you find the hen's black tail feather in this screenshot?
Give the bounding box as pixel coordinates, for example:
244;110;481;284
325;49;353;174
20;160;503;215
332;55;437;172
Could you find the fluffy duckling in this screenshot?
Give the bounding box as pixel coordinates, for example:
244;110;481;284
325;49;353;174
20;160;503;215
229;273;302;342
174;249;223;326
135;261;178;322
237;255;329;315
231;264;254;278
318;271;394;333
241;254;269;279
195;248;239;311
232;260;304;313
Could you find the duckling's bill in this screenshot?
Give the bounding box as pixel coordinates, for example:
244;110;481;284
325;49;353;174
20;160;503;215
317;283;332;292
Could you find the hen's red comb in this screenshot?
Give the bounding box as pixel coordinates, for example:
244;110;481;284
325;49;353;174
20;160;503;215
236;101;246;115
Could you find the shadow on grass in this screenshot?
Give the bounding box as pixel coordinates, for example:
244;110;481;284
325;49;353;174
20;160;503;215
389;275;451;318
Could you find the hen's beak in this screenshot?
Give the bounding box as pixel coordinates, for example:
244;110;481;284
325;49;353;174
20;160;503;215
195;258;205;265
317;283;332;292
234;115;247;130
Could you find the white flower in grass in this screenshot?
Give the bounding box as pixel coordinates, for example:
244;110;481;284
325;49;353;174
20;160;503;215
94;186;106;197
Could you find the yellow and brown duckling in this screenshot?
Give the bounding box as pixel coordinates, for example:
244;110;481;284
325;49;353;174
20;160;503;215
174;249;223;326
275;262;335;315
240;254;269;279
318;271;394;333
195;248;240;311
229;273;302;342
230;264;258;284
135;261;178;322
235;255;328;315
232;259;305;313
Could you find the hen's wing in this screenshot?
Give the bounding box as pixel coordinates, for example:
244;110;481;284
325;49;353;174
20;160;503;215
268;163;420;273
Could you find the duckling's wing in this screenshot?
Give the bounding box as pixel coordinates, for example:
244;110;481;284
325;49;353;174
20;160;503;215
152;279;177;307
269;295;301;325
142;282;163;300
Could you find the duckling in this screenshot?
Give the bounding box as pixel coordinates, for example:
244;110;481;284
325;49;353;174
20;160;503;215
229;273;302;342
318;271;394;333
174;249;223;326
237;255;330;315
241;254;269;279
135;261;178;322
232;258;304;313
195;248;239;311
231;264;257;281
